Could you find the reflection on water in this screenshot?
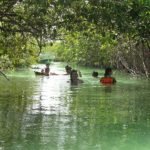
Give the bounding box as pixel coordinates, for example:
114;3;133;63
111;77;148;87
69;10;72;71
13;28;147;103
0;62;150;150
30;75;70;115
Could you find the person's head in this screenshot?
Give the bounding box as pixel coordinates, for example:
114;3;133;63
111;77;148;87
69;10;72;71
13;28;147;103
70;69;78;82
92;71;98;77
65;65;69;69
104;67;112;77
65;65;72;74
46;63;50;68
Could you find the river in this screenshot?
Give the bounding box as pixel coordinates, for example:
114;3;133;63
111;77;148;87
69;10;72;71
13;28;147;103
0;62;150;150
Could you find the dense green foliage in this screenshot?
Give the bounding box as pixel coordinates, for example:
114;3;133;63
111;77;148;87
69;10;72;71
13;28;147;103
0;0;149;76
55;31;117;67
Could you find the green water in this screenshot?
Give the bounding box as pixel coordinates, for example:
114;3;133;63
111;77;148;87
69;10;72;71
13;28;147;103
0;62;150;150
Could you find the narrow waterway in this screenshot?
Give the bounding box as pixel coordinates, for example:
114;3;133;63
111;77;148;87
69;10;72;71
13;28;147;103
0;62;150;150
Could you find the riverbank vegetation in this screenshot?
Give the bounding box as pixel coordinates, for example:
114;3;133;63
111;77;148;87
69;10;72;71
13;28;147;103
0;0;149;77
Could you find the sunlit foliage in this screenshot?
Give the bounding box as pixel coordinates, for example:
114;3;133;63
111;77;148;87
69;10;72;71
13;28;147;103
0;0;149;76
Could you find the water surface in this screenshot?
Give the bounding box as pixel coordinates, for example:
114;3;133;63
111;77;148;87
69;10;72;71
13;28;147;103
0;62;150;150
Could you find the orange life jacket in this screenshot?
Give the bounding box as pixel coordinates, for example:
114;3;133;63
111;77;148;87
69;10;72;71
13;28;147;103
100;77;115;84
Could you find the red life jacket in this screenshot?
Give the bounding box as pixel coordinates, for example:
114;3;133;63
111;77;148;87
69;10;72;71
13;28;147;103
100;77;115;84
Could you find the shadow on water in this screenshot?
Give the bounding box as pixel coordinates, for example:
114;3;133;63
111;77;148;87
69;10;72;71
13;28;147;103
0;62;150;150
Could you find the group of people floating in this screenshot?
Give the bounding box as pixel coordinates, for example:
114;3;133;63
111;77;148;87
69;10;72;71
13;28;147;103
37;64;116;85
65;65;83;85
92;67;116;84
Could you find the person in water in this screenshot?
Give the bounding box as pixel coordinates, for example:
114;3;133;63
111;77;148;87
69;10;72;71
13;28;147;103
92;71;98;78
65;65;72;74
44;63;50;75
70;69;83;85
100;67;116;84
41;63;59;76
41;64;50;76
